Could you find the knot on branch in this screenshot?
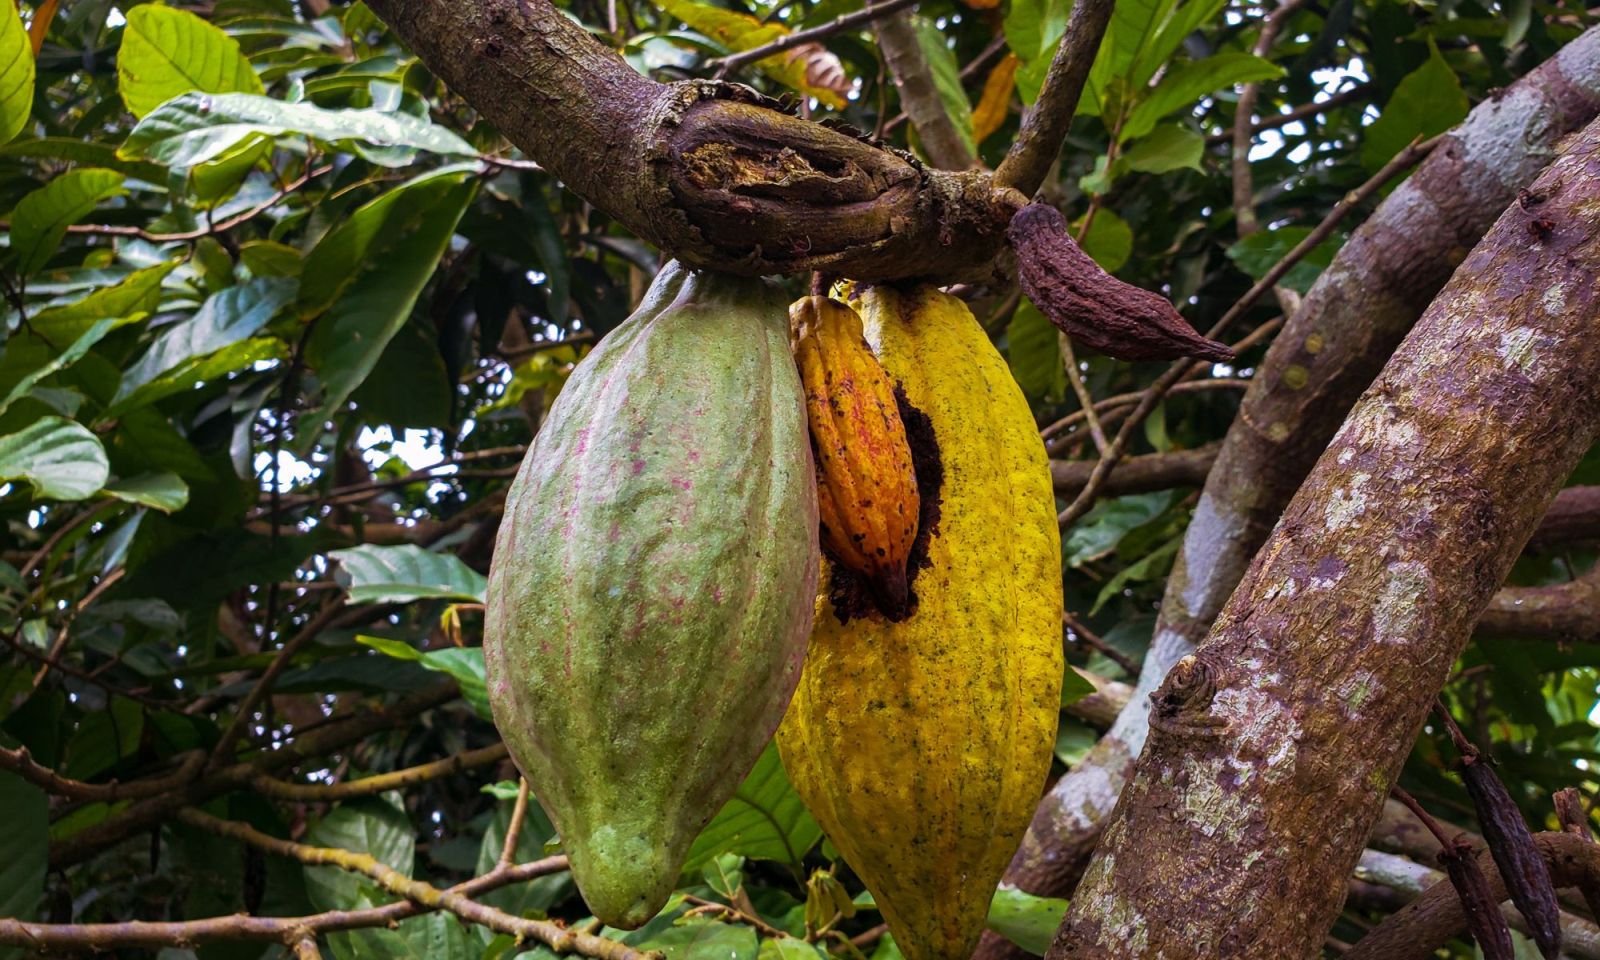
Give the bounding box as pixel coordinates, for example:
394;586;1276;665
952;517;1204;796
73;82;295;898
1148;655;1229;739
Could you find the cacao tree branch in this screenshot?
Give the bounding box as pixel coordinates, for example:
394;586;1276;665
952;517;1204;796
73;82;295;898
874;5;974;170
174;808;654;960
978;33;1600;943
249;743;511;801
361;0;1013;281
1232;0;1309;238
1346;834;1600;960
1052;117;1600;959
993;0;1115;195
708;0;919;74
0;856;572;953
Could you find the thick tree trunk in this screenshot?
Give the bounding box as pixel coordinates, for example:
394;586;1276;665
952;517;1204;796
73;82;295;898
362;0;1012;281
983;30;1600;940
1050;120;1600;959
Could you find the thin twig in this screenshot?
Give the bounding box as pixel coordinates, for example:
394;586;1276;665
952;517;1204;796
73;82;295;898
681;896;788;938
1391;785;1463;849
875;4;973;169
1040;378;1251;443
250;743;510;801
993;0;1115;194
1233;0;1310;238
500;778;533;866
1059;333;1108;455
1054;135;1437;527
209;597;348;768
177;808;655;960
710;0;919;75
883;33;1008;135
1205;83;1371;144
1063;609;1137;674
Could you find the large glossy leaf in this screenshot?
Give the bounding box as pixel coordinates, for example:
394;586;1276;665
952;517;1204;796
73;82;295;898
116;4;263;118
1360;40;1467;171
0;317;128;418
330;544;488;604
0;0;33;144
303;793;415;960
357;637;489;719
1006;301;1066;403
303;170;476;415
28;261;180;342
0;416;110;500
474;793;573;918
0;772;47;958
0;136;167;182
116;277;297;402
5;169;127;274
633;916;759;960
913;17;975;156
683;742;822;872
104;337;288;418
120;92;476;169
103;472;190;512
1121;52;1282;142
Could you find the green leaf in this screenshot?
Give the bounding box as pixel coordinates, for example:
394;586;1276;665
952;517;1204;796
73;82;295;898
648;0;846;107
1360;40;1467;171
1003;0;1071;63
634;916;759;960
759;939;827;960
0;317;128;418
684;742;822;872
0;137;167;183
187;132;273;208
1063;491;1180;568
303;171;476;415
913;17;975;156
331;544;488;604
121;92;477;169
0;416;110;501
1006;301;1065;403
1121;123;1204;174
303;794;414;911
117;277;297;403
1091;535;1180;614
238;240;304;279
0;772;47;946
62;696;145;780
0;0;34;144
1225;226;1342;295
356;637;490;719
116;4;264;119
1061;665;1096;707
103;472;190;512
1121;52;1283;142
1076;208;1132;273
29;261;180;341
104;337;287;418
986;886;1069;955
6;169;128;275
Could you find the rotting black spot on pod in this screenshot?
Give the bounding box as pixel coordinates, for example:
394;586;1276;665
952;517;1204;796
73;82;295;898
1462;754;1562;959
1006;202;1235;364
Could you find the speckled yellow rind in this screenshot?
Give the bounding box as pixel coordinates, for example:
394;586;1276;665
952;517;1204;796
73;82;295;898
776;284;1064;960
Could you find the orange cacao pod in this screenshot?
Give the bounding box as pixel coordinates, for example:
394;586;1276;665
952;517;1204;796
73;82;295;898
790;294;920;619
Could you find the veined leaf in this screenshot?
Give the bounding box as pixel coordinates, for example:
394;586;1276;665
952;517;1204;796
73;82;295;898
357;636;489;718
117;277;297;402
303;169;476;414
650;0;847;107
1121;123;1204;174
986;886;1070;956
0;0;34;144
332;544;488;604
1121;51;1282;142
0;316;129;418
0;137;167;182
6;169;128;275
0;416;110;501
683;742;822;872
1006;301;1066;403
913;17;975;156
120;92;476;169
103;472;190;512
117;4;264;118
29;261;180;340
1360;40;1467;171
104;337;288;418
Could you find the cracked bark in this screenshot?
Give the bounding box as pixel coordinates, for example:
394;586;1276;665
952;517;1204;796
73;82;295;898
362;0;1011;281
979;32;1600;946
1049;119;1600;959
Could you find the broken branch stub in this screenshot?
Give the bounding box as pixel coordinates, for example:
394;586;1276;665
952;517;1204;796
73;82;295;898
1007;203;1235;363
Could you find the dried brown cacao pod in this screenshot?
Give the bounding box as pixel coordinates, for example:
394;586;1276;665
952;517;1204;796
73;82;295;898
1007;202;1235;363
1439;840;1515;960
791;294;921;619
1462;754;1562;959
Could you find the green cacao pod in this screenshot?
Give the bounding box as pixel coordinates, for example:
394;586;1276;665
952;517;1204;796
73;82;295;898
485;262;820;929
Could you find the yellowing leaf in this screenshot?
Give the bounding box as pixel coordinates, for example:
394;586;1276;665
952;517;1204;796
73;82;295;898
973;53;1019;145
117;5;263;118
651;0;848;107
28;0;58;54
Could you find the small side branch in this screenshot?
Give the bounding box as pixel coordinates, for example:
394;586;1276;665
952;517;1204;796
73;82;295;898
993;0;1114;195
875;5;974;170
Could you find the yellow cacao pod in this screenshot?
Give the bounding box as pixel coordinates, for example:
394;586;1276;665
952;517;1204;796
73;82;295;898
777;284;1064;960
790;294;921;619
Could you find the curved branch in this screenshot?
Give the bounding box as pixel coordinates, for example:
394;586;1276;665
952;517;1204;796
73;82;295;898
363;0;1012;281
875;7;974;170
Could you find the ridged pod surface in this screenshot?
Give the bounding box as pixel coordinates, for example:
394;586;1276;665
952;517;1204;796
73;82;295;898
791;294;920;619
777;284;1063;960
485;262;819;929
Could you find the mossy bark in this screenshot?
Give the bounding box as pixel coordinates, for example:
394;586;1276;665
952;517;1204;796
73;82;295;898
1050;120;1600;960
